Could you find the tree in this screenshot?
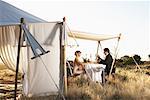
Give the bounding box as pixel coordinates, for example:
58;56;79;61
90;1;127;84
120;55;134;65
133;54;141;64
116;55;142;67
121;55;129;61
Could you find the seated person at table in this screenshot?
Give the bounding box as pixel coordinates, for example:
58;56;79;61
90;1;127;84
73;51;84;75
97;48;115;76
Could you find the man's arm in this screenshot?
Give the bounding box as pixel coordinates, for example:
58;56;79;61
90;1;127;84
99;55;113;65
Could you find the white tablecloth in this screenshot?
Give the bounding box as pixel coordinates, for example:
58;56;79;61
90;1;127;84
85;63;106;82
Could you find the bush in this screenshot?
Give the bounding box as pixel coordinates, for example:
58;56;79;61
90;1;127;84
120;55;134;66
116;55;142;67
123;57;134;65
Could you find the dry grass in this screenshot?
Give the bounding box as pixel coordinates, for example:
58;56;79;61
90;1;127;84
0;63;7;70
67;65;150;100
0;64;150;100
0;64;22;99
0;64;22;83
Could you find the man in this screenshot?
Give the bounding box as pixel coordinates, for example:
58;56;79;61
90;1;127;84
97;48;115;76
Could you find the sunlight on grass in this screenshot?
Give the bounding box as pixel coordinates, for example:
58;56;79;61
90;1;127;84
67;66;150;100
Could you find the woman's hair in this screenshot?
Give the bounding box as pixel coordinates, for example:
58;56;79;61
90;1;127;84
104;48;110;53
75;51;81;56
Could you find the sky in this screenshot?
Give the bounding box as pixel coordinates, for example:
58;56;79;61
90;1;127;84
1;0;150;61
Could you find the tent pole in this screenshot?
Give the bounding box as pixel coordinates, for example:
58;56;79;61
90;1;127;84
63;17;67;95
99;41;103;51
109;33;121;78
96;41;100;56
63;45;67;94
96;41;103;56
14;18;24;100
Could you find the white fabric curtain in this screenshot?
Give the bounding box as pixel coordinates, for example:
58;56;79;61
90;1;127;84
0;25;27;73
24;23;61;96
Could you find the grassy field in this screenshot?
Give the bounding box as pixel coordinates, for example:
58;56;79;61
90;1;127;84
67;64;150;100
0;63;150;100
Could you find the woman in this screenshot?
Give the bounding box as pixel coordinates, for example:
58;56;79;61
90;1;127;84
73;51;84;75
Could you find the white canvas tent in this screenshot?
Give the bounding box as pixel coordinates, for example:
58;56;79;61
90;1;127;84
0;0;121;99
0;1;65;98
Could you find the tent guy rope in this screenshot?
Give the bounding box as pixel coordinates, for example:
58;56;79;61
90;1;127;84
39;57;66;100
65;22;79;47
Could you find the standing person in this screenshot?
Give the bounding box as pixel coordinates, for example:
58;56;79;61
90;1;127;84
73;51;84;76
97;48;115;76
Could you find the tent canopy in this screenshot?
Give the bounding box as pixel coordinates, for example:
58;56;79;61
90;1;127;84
68;31;121;41
0;0;46;25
